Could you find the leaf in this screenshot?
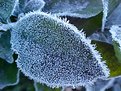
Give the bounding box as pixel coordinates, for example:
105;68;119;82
109;25;121;63
89;29;112;44
101;0;121;31
0;59;19;89
11;12;109;88
2;72;35;91
92;41;121;77
64;12;103;36
0;30;14;63
34;82;61;91
0;0;16;23
42;0;103;18
106;2;121;28
12;0;45;16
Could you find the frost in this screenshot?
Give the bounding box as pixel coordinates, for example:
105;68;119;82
42;0;103;18
11;12;109;88
101;0;109;32
0;0;16;23
12;0;45;16
109;25;121;49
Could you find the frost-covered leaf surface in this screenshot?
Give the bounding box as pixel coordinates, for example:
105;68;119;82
0;0;16;23
42;0;103;18
92;41;121;77
0;59;19;89
106;3;121;28
0;30;14;63
12;0;45;16
10;12;109;88
109;25;121;63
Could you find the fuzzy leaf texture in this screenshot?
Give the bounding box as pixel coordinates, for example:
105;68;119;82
109;25;121;63
0;31;14;63
10;12;109;88
42;0;103;18
0;0;16;23
0;59;19;89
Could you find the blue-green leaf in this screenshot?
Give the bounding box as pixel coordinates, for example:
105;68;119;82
0;30;14;63
0;0;16;23
0;59;19;89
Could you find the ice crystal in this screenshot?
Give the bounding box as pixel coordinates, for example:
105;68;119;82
10;12;109;88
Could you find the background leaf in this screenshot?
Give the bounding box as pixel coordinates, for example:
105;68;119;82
0;59;19;89
12;0;45;17
2;72;35;91
34;82;61;91
0;0;16;23
42;0;103;18
0;30;14;63
92;41;121;77
106;2;121;28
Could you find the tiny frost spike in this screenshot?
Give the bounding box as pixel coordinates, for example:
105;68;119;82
10;12;110;88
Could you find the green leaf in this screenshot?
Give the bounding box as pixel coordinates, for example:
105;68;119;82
2;72;35;91
92;41;121;77
34;82;61;91
113;41;121;63
0;30;14;63
0;59;19;89
43;0;103;18
64;12;103;36
0;0;16;23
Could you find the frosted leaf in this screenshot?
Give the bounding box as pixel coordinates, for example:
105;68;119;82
11;12;109;88
12;0;45;16
109;25;121;63
0;31;14;63
101;0;109;32
42;0;103;18
0;0;16;23
106;3;121;28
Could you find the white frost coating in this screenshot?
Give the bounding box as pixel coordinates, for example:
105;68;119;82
101;0;109;32
12;0;45;16
109;25;121;49
43;0;103;18
24;0;45;13
11;11;110;88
